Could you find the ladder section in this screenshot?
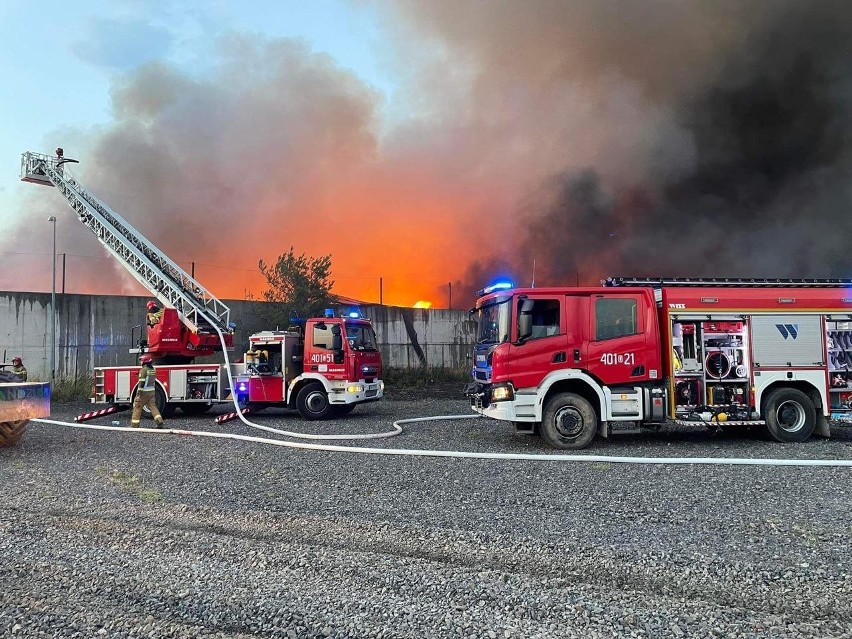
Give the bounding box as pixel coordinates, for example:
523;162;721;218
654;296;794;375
21;151;232;336
603;276;852;288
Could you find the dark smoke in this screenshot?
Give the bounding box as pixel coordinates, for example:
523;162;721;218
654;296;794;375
510;1;852;288
5;2;852;308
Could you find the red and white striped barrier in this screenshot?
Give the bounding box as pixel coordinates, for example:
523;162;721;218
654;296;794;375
74;404;129;423
215;407;251;424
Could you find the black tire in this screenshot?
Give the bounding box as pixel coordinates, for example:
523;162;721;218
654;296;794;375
0;420;27;447
540;392;598;450
179;402;212;416
132;384;174;419
764;387;816;443
296;382;332;420
331;404;356;417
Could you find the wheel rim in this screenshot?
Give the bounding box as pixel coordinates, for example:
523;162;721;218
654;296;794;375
553;406;585;440
304;389;328;414
776;400;806;433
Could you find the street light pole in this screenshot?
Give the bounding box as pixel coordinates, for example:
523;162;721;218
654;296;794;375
48;216;57;380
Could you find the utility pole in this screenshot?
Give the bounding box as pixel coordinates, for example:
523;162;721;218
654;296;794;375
48;216;57;379
448;282;452;309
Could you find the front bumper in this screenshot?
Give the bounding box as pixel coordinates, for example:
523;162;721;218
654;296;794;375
465;382;523;421
330;380;384;404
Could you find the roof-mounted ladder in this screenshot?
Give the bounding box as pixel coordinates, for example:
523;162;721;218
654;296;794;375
21;151;232;335
603;276;852;289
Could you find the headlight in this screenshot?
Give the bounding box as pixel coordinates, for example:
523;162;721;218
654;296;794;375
491;384;514;402
347;384;364;394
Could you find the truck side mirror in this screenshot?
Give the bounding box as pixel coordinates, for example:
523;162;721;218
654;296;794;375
517;299;534;343
331;324;343;351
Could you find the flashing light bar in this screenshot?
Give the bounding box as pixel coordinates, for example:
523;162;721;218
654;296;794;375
476;281;514;297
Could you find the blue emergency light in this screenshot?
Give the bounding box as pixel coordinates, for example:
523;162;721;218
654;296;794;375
324;308;335;318
477;281;514;296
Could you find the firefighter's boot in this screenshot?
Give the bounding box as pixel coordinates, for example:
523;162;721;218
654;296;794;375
154;416;164;429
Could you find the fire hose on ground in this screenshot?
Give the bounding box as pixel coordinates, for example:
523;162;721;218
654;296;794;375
27;325;852;467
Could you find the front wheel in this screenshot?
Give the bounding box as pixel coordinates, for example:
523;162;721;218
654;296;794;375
764;388;816;442
540;392;598;450
296;382;333;420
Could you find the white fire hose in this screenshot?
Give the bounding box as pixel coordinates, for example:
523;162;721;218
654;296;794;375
27;325;852;467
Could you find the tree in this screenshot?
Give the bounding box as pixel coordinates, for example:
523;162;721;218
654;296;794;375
258;247;335;328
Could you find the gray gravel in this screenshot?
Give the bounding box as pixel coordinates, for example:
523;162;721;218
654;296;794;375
3;394;852;638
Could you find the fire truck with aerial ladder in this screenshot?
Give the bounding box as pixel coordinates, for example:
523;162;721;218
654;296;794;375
466;277;852;449
21;150;383;421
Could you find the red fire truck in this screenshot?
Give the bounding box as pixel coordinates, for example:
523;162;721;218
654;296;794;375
466;277;852;449
22;150;383;420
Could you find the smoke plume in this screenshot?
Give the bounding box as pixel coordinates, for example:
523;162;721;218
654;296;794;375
4;1;852;310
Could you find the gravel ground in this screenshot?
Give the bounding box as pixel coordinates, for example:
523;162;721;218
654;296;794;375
4;389;852;638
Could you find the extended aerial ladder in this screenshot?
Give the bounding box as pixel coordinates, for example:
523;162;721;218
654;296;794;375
21;149;234;360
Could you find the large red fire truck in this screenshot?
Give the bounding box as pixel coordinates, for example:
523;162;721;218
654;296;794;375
466;277;852;449
21;150;383;420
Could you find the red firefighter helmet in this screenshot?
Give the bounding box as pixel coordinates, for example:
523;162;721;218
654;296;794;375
11;357;22;364
140;355;152;364
146;301;158;311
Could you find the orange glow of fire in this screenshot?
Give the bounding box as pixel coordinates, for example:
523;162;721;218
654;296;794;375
413;300;432;309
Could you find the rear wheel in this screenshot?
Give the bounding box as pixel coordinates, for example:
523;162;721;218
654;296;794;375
541;392;598;450
296;382;332;420
133;385;174;419
764;388;816;442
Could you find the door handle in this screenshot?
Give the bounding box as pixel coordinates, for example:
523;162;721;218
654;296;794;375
552;351;566;363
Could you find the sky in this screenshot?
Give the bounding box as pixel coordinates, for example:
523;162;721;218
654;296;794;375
2;1;852;308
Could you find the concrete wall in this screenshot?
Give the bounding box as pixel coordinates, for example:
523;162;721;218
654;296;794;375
0;292;477;379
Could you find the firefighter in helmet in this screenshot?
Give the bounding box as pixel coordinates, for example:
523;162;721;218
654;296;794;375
146;300;163;327
130;355;164;428
11;357;27;381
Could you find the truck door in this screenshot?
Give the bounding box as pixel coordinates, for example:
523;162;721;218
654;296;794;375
585;293;650;385
505;295;584;390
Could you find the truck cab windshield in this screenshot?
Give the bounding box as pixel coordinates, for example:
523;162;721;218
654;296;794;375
475;298;511;344
346;323;378;351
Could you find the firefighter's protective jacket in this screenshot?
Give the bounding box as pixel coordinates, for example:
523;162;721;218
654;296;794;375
137;365;156;391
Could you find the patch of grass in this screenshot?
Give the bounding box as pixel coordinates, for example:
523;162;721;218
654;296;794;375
99;467;164;504
591;462;612;471
50;374;94;403
138;488;164;504
383;366;470;388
